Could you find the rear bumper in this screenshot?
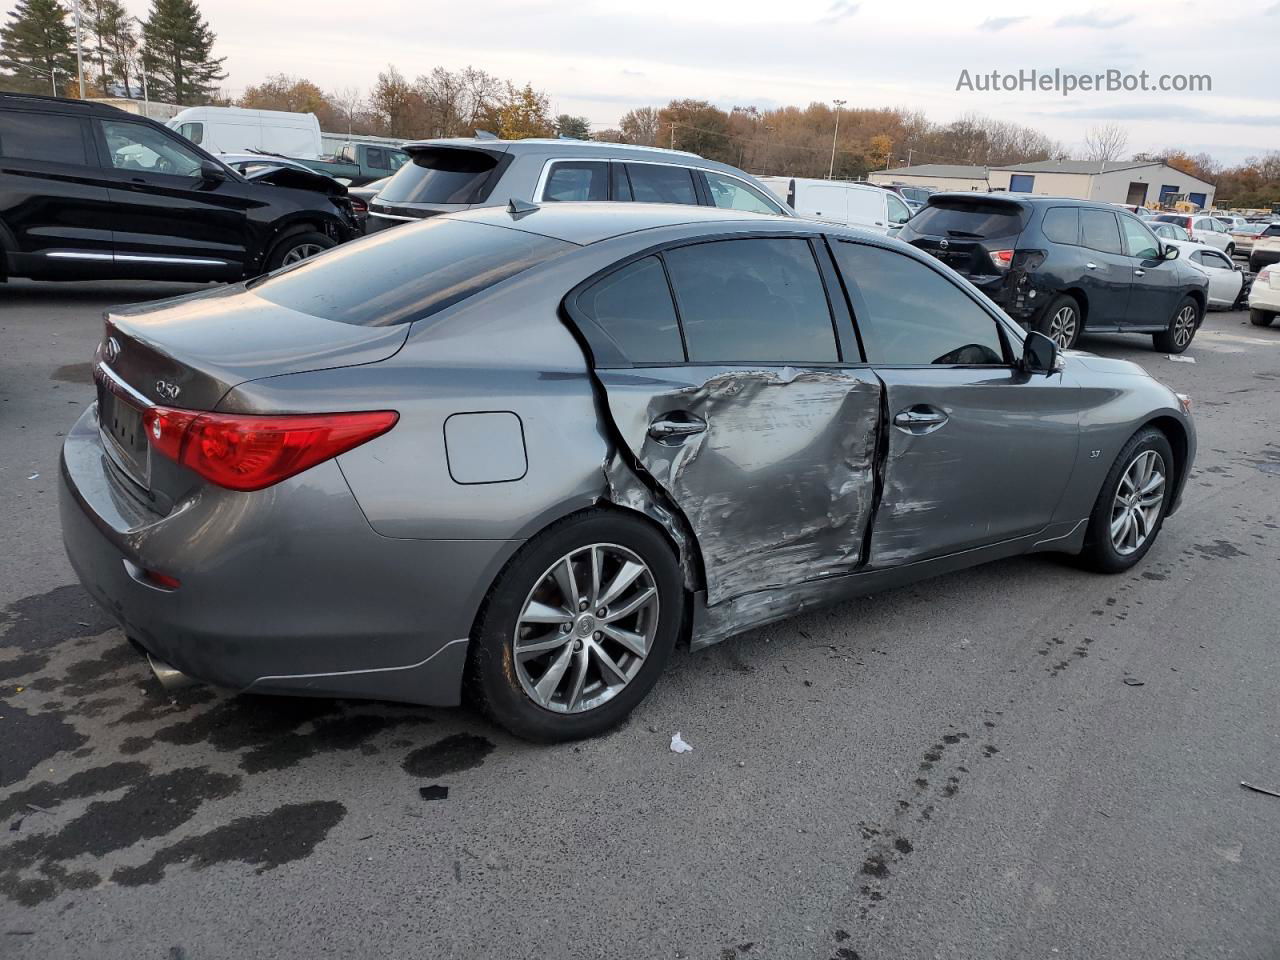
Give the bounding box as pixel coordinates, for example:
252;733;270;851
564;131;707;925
58;404;518;705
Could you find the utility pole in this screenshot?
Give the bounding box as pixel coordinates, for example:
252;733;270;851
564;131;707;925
670;122;677;150
135;18;149;118
828;99;845;179
73;0;84;97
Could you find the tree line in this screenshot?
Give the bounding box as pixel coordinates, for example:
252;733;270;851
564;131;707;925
1;0;1276;206
1;0;223;104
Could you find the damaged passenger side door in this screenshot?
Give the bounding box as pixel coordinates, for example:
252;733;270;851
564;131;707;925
830;239;1080;566
566;235;883;607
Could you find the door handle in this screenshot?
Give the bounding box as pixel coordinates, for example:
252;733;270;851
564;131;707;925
893;406;949;434
1086;262;1099;270
1134;268;1145;276
648;413;707;443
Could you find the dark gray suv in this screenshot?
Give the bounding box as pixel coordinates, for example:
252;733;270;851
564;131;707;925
365;138;791;232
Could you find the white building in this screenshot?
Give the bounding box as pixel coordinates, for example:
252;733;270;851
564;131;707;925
869;159;1217;209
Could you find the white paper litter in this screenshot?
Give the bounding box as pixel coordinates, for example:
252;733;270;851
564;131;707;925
1166;355;1195;363
670;732;693;754
27;473;39;480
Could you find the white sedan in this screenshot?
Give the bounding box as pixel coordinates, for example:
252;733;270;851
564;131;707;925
1150;222;1247;309
1250;264;1280;327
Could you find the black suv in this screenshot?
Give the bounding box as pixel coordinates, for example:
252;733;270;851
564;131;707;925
898;194;1210;353
0;94;359;284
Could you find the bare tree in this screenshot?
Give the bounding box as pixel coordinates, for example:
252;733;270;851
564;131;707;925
1083;123;1129;164
620;106;659;146
330;85;362;138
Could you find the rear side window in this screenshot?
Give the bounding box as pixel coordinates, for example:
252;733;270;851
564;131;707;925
626;164;698;205
1042;207;1079;245
378;148;501;204
0;112;87;164
664;238;838;363
1080;209;1123;254
542;161;608;202
578;257;684;363
248;219;570;326
908;201;1026;239
833;242;1006;366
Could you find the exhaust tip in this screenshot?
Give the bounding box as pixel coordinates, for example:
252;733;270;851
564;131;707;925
147;654;198;691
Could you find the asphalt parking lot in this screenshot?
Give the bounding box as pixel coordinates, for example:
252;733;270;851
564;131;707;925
2;279;1278;960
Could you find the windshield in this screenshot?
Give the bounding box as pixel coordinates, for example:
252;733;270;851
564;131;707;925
249;218;571;326
378;147;503;204
908;200;1027;239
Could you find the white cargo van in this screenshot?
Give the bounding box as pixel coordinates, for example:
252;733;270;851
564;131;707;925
757;177;913;234
167;107;323;158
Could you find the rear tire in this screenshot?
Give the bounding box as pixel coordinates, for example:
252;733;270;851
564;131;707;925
1035;294;1082;349
265;230;335;271
466;510;685;743
1250;308;1275;327
1152;296;1199;353
1078;427;1175;574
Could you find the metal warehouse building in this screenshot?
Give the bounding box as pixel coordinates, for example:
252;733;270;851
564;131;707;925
870;160;1217;209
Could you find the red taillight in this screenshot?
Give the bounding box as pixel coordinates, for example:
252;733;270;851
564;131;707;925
349;197;368;215
990;249;1015;271
141;408;398;491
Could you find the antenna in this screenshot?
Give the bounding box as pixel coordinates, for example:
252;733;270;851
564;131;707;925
507;198;539;218
474;129;499;140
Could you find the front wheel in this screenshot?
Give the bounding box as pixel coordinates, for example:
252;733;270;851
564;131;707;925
466;511;685;742
1078;427;1175;573
1152;296;1199;353
1251;308;1275;328
265;230;335;271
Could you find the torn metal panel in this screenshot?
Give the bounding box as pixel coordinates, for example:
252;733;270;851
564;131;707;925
601;452;702;592
596;365;882;608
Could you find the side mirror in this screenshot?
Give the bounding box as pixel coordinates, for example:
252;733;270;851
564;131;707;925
199;160;227;182
1162;244;1180;261
1023;330;1059;374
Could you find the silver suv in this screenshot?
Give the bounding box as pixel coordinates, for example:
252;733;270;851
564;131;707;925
365;137;791;232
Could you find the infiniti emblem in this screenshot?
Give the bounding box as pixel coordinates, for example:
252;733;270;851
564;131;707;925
155;380;181;401
103;337;121;363
938;238;950;249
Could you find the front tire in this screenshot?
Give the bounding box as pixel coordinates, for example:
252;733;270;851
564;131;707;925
1035;294;1082;349
466;510;685;742
1250;308;1275;328
1152;296;1199;353
265;230;335;271
1078;427;1175;573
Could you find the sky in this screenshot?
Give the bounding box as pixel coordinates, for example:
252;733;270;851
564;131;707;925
122;0;1280;165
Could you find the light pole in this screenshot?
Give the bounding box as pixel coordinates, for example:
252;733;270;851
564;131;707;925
72;0;84;97
828;99;845;179
134;18;149;118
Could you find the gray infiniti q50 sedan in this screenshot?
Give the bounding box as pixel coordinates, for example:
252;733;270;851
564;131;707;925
60;202;1196;741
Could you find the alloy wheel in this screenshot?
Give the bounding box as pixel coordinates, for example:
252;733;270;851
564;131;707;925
281;243;326;265
1110;450;1166;556
1048;306;1077;349
513;543;660;714
1172;304;1197;348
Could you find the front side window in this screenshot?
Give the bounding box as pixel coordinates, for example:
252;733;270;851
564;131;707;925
366;147;388;169
1080;209;1123;254
702;171;783;214
664;238;838;363
0;112;87;165
1120;216;1160;259
578;256;684;363
886;192;911;225
1201;250;1232;270
99;120;203;177
177;121;203;145
833;241;1006;366
542;161;608;202
626;163;698;205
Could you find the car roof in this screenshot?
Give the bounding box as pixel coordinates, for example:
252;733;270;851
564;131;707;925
0;92;129;117
438;202;789;244
403;136;702;161
927;193;1135;210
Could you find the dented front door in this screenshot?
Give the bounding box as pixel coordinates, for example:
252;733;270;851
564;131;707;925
596;365;883;606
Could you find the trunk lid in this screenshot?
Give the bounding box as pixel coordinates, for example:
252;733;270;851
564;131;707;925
902;196;1029;280
94;283;409;502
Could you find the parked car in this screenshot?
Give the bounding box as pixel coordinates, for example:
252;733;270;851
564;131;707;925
899;194;1209;352
1212;214;1249;232
366;138;790;233
1121;204;1159;219
758;176;912;233
0;94;360;283
1152;213;1236;254
1229;221;1273;256
876;182;935;211
1184;247;1249;309
1245;224;1280;270
1248;263;1279;326
61;202;1196;741
346;175;391;230
291;142;410;187
168;105;323;157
